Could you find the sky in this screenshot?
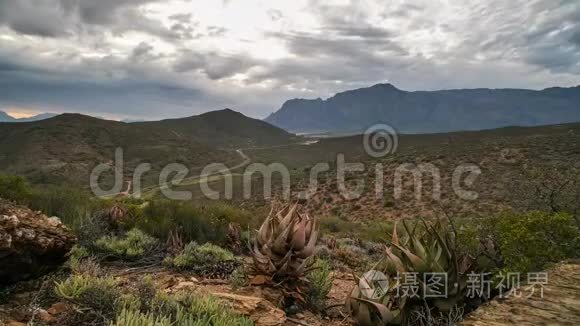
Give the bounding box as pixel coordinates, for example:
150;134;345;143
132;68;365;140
0;0;579;121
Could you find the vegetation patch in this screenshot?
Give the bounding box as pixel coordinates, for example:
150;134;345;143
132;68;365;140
95;228;158;260
306;258;334;312
164;242;239;278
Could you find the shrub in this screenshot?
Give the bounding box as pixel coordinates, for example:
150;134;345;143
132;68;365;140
67;245;90;270
0;174;32;202
229;265;249;289
318;215;350;234
0;174;116;231
332;247;368;271
54;274;121;321
314;245;332;259
28;185;103;229
306;259;334;312
164;242;238;278
110;309;171;326
492;211;580;274
95;228;157;260
56;274;254;326
132;200;255;246
66;245;103;276
126;292;253;326
358;222;395;243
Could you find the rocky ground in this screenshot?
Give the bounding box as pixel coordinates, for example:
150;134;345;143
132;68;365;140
461;261;580;326
2;198;580;325
4;260;580;325
0;263;356;326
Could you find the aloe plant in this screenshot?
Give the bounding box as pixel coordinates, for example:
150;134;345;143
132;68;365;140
347;219;474;325
251;203;318;282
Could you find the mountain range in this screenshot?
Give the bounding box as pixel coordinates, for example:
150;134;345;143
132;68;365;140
0;111;58;122
265;84;580;134
0;109;295;185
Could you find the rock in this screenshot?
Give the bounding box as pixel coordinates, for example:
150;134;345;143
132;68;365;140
213;292;286;326
174;281;197;290
5;321;27;326
0;199;76;285
249;275;270;286
35;308;54;322
47;302;68;316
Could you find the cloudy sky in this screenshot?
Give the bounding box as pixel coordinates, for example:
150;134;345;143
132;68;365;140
1;0;579;120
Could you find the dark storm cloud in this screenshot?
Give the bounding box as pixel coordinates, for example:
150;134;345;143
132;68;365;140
246;0;410;90
0;65;218;119
0;45;231;119
464;0;580;73
173;51;258;80
309;0;394;40
0;0;193;41
0;0;579;120
59;0;157;25
0;0;71;37
571;31;580;46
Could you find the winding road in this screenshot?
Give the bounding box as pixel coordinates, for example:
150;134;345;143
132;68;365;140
105;139;320;199
138;148;251;197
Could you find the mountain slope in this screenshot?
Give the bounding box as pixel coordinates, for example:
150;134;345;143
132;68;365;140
137;108;296;148
0;110;57;122
265;84;580;133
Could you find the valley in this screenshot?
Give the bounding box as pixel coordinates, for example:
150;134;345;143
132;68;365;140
2;2;580;324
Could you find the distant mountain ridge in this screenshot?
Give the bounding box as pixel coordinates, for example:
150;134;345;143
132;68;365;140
137;108;296;149
0;109;295;185
0;110;58;122
265;83;580;133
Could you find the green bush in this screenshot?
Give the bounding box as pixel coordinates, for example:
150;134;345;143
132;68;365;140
318;215;352;234
110;309;172;326
112;291;253;326
54;274;122;321
0;174;108;231
229;265;249;289
306;259;334;311
165;242;234;268
56;274;254;326
492;211;580;274
164;242;238;277
27;185;103;229
95;228;157;260
0;174;32;202
132;200;255;245
65;245;103;276
67;245;90;270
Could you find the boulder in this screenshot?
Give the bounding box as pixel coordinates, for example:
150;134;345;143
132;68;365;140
0;199;76;285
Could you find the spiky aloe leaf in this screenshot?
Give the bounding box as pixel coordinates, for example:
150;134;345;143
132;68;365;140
392;243;428;272
390;221;400;246
251;203;318;284
296;229;318;258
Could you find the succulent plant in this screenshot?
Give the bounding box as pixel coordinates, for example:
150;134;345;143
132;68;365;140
250;203;318;282
346;279;399;326
107;204;127;223
346;219;474;325
226;222;242;254
165;228;184;254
